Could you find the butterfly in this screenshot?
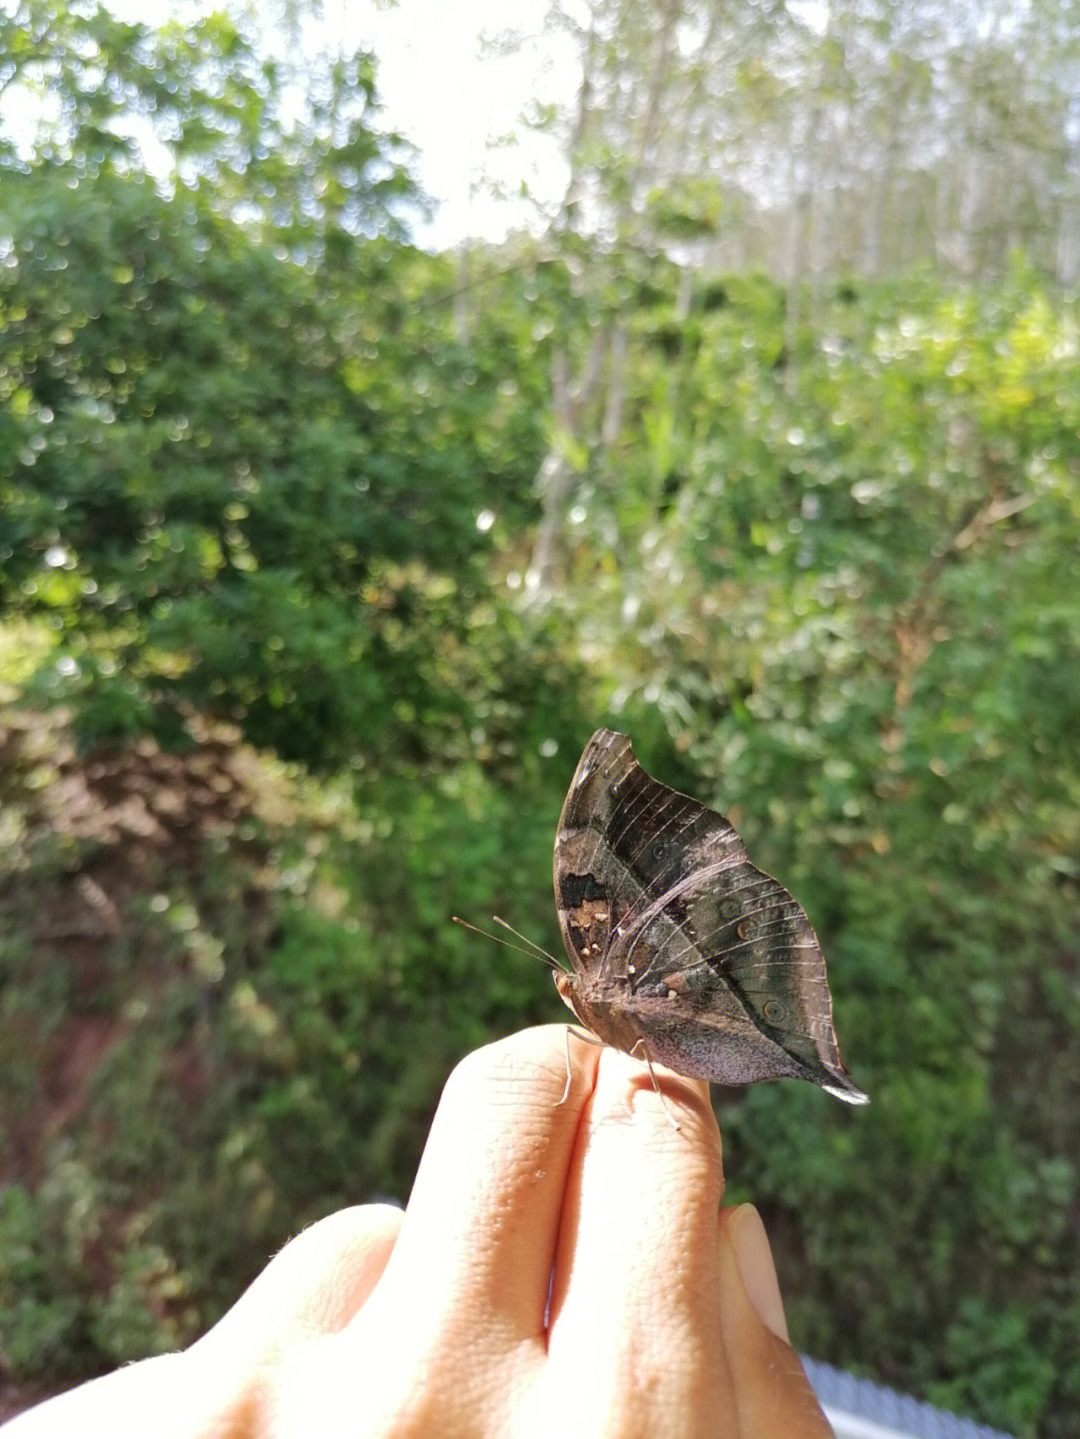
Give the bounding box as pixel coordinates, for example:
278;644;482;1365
553;729;867;1104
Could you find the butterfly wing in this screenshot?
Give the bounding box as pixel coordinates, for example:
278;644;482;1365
553;729;867;1103
554;729;701;972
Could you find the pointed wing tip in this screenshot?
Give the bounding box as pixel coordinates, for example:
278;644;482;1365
823;1081;870;1106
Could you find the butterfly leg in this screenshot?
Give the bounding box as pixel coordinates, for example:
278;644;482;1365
629;1039;682;1133
557;1025;573;1106
555;1025;604;1106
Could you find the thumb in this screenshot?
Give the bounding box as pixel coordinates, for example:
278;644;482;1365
717;1204;833;1438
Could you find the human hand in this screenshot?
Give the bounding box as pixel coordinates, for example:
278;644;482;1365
4;1025;832;1437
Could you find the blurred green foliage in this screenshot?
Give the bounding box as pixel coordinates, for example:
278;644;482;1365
2;6;1079;1435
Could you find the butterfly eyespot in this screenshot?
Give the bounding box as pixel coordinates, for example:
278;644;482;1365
763;1000;786;1023
650;838;671;861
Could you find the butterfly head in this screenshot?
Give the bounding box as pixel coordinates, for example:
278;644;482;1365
554;968;647;1057
554;969;581;1019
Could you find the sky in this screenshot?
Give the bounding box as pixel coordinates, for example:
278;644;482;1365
1;0;575;249
328;0;574;247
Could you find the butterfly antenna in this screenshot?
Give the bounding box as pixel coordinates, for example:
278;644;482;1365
451;916;564;972
492;915;563;968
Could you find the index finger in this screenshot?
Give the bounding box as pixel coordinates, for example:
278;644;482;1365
364;1025;600;1349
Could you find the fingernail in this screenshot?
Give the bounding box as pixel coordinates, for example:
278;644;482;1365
726;1203;790;1343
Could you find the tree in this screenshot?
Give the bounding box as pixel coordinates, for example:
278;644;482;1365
0;1;544;770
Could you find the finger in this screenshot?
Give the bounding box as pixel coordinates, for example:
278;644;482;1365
365;1025;599;1349
548;1046;726;1391
189;1205;403;1432
2;1208;404;1439
723;1203;789;1342
718;1205;833;1437
193;1203;404;1358
0;1355;195;1439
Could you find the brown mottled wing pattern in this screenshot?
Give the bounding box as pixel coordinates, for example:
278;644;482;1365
553;729;867;1103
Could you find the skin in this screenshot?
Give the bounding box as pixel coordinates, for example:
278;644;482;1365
5;1026;833;1439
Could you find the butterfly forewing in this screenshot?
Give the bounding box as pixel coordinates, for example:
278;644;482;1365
557;732;733;965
